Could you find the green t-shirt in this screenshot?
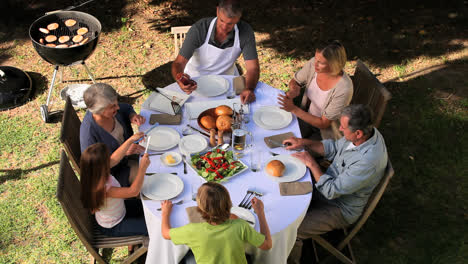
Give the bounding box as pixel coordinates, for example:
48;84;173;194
169;219;265;264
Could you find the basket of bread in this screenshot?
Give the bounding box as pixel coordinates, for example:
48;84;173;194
198;105;234;146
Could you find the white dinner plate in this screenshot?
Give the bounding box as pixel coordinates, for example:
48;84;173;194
195;75;229;97
231;206;256;228
264;154;307;182
160;152;182;166
253;106;292;130
146;127;180;151
179;134;208;155
142;173;184;200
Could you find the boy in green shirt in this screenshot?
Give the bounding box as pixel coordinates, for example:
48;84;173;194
161;182;272;264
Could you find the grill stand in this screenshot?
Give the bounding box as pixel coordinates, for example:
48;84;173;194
40;61;96;123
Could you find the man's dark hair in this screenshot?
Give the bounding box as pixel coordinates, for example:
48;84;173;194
341;104;374;137
218;0;242;17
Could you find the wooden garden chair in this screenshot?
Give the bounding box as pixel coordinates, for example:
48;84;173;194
351;60;392;128
59;96;82;172
310;159;395;264
56;151;149;264
171;26;191;59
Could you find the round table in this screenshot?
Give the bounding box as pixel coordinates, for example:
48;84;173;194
139;76;312;264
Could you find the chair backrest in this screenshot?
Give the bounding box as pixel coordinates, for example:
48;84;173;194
60;96;82;172
56;151;105;262
351;60;392;128
337;159;394;250
171;26;191;58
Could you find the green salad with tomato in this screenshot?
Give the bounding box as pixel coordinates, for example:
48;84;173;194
190;148;246;182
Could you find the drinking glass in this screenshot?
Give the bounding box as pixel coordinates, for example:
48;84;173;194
250;148;262;172
191;177;202;201
231;123;252;158
226;85;236;99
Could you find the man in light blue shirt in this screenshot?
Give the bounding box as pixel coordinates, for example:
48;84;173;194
285;104;388;264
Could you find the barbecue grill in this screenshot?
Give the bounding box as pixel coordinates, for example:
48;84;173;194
29;10;101;122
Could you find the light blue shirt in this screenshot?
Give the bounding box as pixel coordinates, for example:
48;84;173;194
316;128;388;224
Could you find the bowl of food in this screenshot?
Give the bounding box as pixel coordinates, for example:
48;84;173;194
197;105;234;133
189;147;248;183
160;152;182;166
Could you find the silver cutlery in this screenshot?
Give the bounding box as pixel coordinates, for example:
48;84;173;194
187;124;211;138
146;172;177;176
135;122;159;143
182;154;187;174
267;138;292;148
239;189;264;209
156;200;185;211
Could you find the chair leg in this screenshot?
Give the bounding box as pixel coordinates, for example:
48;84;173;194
311;235;354;264
122;245;148;264
312;239;320;263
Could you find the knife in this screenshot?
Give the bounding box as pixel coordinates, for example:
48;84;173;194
267;138;291;148
187;124;210;138
135;122;159;143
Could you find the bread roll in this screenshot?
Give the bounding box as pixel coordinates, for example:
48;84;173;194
47;23;59;31
72;35;83;43
266;160;285;177
215;105;233;116
216;115;232;131
59;36;70;43
39;28;49;34
45;35;57;43
200;115;216;129
65;19;77;27
77;27;88;35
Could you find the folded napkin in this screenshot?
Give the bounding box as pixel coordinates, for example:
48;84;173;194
279;182;313;196
150;113;182;125
264;132;295;148
186;206;205;223
233;75;245;95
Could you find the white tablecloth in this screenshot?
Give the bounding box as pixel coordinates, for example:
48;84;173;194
139;76;312;264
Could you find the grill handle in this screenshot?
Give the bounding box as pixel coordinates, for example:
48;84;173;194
45;0;96;15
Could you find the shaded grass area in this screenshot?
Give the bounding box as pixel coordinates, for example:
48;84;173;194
351;59;468;263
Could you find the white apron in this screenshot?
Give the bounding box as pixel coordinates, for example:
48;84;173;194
184;18;241;77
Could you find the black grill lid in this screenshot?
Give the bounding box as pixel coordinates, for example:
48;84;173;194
0;66;33;111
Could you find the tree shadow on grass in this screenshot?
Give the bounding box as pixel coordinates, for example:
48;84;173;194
0;160;59;184
343;57;467;263
146;0;468;68
141;61;174;90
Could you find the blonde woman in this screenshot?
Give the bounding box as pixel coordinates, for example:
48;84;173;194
278;40;353;139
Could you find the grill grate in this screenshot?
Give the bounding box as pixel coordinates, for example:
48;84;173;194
36;17;94;47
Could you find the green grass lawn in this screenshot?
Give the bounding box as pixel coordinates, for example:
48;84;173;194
0;0;467;263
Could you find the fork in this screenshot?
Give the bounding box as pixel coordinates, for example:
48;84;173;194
156;200;184;211
238;190;254;208
269;151;279;156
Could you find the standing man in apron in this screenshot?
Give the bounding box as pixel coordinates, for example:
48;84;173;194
171;0;259;104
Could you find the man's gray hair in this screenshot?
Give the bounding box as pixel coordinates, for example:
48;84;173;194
218;0;242;18
341;104;374;137
83;83;118;114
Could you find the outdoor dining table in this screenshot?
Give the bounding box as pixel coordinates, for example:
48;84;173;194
138;76;312;264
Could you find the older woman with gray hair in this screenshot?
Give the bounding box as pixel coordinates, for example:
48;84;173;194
80;83;146;187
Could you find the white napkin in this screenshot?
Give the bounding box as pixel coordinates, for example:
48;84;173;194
142;88;190;115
